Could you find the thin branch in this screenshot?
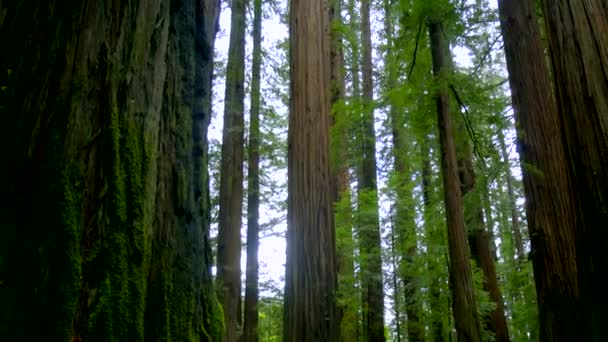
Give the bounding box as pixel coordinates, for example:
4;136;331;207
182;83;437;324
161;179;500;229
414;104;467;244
471;34;501;77
407;21;423;80
449;84;487;168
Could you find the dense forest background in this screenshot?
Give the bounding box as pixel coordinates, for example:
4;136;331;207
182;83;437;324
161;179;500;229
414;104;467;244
1;0;607;341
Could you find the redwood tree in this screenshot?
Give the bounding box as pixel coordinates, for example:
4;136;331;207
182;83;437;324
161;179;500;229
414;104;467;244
498;0;581;340
242;0;263;340
428;20;483;342
283;0;339;340
216;0;248;340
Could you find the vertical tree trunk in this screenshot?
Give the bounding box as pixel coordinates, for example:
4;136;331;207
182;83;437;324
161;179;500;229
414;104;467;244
497;130;525;261
428;21;483;342
0;0;223;340
497;0;582;340
359;1;386;340
421;142;446;342
329;0;358;341
216;0;248;340
283;0;339;340
383;1;424;338
242;0;262;341
539;1;608;339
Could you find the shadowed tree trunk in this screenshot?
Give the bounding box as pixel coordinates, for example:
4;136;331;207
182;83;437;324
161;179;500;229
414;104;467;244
539;1;608;339
428;20;483;342
359;0;386;340
329;0;358;341
216;0;248;340
283;0;339;340
0;0;223;340
242;0;262;341
498;0;582;340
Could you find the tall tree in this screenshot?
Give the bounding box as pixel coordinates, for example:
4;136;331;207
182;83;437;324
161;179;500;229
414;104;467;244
383;1;424;340
359;0;386;340
283;0;339;340
217;0;248;339
0;0;223;340
539;1;608;339
421;141;447;342
428;20;483;342
242;0;263;340
329;0;358;340
497;0;581;340
497;130;525;262
459;145;510;342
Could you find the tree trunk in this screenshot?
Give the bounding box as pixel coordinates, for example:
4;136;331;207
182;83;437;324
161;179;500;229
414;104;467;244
216;0;248;340
497;130;525;262
428;21;483;342
497;0;582;340
457;120;510;341
329;0;358;341
421;142;446;342
242;0;262;341
283;0;339;340
0;0;223;340
359;1;386;340
539;1;608;339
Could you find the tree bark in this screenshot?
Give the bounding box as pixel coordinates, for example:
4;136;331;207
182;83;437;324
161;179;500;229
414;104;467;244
242;0;262;341
539;1;608;339
283;0;339;340
428;21;483;342
0;0;223;340
359;1;386;340
498;0;582;340
216;0;248;340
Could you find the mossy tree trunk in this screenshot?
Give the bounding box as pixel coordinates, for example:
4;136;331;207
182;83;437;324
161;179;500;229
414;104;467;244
283;0;339;340
0;0;223;340
216;0;248;340
242;0;262;340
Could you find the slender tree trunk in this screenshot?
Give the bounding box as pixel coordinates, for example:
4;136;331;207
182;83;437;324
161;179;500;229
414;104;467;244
0;0;223;340
390;216;402;342
283;0;339;340
456;119;510;341
242;0;262;341
497;130;525;262
329;0;358;341
497;0;582;340
383;1;424;340
359;1;386;340
421;143;446;342
539;1;608;339
217;0;248;340
428;21;483;342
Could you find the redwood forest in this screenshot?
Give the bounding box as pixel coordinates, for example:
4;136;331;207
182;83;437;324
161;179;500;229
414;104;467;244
1;0;607;341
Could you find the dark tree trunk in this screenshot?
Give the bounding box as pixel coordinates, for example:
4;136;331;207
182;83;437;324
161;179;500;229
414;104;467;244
359;0;386;340
498;0;582;340
216;0;248;340
283;0;339;340
242;0;262;341
539;1;608;340
0;0;223;340
428;21;483;342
